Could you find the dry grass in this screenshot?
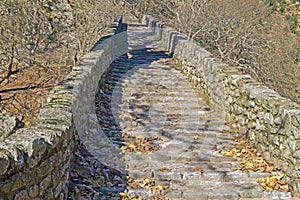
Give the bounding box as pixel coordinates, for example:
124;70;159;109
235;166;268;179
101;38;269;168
0;0;299;127
0;0;120;126
124;0;300;103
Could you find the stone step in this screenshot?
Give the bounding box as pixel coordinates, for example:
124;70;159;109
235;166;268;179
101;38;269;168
125;180;266;199
126;179;291;200
69;24;294;200
181;188;262;200
127;168;273;183
108;89;201;98
127;188;154;200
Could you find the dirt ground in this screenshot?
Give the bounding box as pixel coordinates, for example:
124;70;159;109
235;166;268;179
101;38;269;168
0;64;72;127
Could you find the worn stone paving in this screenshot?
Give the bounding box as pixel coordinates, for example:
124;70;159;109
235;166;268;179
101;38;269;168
68;24;292;199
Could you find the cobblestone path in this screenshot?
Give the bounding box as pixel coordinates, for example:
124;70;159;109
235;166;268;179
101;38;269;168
68;24;292;199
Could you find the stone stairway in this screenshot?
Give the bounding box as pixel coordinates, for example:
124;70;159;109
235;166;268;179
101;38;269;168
68;24;292;199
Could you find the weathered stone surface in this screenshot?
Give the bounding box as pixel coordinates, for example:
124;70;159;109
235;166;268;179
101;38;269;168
0;112;17;139
1;13;299;199
14;189;29;200
0;16;125;199
29;185;39;198
66;21;293;199
0;158;10;176
143;14;300;197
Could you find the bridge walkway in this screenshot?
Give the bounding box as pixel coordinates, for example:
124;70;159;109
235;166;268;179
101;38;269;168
68;24;291;199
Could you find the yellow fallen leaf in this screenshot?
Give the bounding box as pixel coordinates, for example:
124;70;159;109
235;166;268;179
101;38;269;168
159;168;172;172
193;136;199;140
254;157;264;162
153;137;163;141
258;174;290;192
280;184;289;192
265;186;273;190
244;161;254;168
128;143;136;149
141;178;152;186
157;185;169;190
220;149;229;156
120;146;128;151
132;120;138;126
235;152;242;157
221;148;242;157
119;192;127;197
193;167;203;172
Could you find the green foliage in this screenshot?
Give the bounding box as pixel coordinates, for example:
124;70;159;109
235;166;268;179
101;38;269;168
246;136;251;145
264;0;299;34
286;14;298;33
265;0;288;13
278;1;287;13
265;0;277;13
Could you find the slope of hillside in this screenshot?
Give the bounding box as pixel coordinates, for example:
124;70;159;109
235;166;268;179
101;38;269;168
0;0;299;128
0;0;120;126
128;0;300;103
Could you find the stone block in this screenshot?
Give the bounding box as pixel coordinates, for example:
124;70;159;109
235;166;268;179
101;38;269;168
264;190;292;199
1;174;24;194
54;181;66;199
29;185;39;198
0;158;10;176
0;113;17;138
208;190;239;199
14;190;29;200
202;172;225;181
35;165;52;188
162;189;182;199
129;170;152;180
39;175;52;193
182;190;208;200
239;187;263;198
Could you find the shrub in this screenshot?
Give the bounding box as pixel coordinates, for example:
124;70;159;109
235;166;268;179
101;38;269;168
124;0;300;103
0;0;119;125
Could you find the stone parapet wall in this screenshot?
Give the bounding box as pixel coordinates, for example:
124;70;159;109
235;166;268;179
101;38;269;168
0;15;127;199
142;15;300;197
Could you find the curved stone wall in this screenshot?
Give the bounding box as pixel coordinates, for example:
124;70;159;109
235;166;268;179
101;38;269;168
1;13;299;199
142;15;300;197
0;15;127;199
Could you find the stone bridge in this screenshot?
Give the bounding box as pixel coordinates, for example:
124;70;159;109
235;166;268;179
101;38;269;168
0;15;300;199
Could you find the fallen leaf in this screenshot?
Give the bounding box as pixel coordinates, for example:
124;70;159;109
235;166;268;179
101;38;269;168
128;143;136;150
132;120;138;127
119;192;127;197
120;146;128;151
159;168;172;172
137;136;145;139
265;166;274;173
156;185;170;190
258;174;289;192
193;167;203;172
